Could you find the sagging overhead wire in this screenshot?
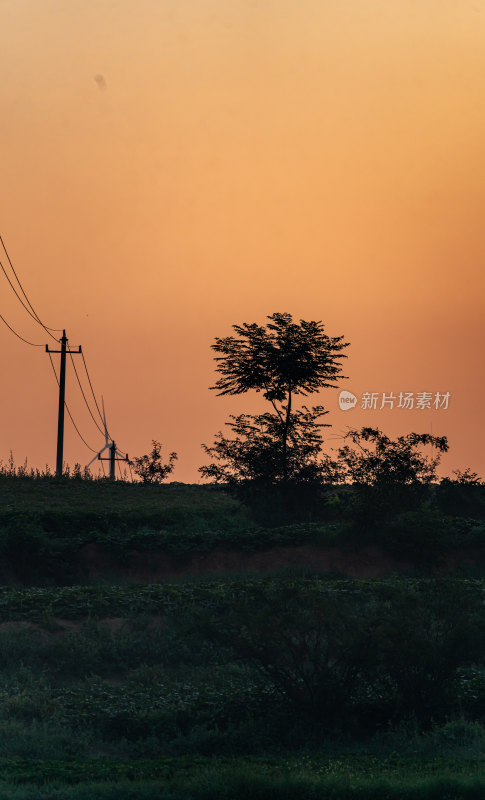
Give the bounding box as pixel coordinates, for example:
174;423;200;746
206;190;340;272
0;258;56;336
47;352;97;453
68;350;106;437
0;313;45;347
0;235;130;466
81;351;109;432
115;442;129;459
0;235;61;341
80;350;129;458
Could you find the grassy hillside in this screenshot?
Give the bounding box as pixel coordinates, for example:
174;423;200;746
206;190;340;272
0;478;248;528
1;475;485;584
1;476;485;797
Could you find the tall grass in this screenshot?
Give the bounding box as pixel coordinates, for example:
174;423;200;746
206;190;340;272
2;769;485;800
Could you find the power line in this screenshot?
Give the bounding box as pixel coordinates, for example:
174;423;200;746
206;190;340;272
0;313;45;346
0;258;54;333
69;350;105;436
0;235;61;338
47;352;97;453
0;238;129;463
80;350;129;457
80;351;107;429
0;236;130;468
0;259;59;343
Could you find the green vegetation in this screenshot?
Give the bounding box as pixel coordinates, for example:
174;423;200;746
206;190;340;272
1;473;485;584
0;475;484;796
129;440;178;484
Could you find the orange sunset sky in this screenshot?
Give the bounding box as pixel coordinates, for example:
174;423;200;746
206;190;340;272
0;0;484;481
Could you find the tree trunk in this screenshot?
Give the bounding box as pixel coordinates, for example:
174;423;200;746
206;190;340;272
282;386;292;482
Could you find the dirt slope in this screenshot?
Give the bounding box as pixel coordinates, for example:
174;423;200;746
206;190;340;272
78;542;483;581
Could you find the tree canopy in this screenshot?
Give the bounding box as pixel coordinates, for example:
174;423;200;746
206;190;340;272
201;313;349;486
211;312;349;406
323;427;449;486
129;441;177;484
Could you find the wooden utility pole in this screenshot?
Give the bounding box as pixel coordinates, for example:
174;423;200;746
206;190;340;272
46;330;82;477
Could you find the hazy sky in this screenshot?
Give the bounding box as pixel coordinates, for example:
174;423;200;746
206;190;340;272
1;0;484;480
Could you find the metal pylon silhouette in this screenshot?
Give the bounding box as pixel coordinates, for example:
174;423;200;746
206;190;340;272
86;397;128;479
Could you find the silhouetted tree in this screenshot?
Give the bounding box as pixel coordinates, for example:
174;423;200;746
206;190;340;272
322;427;449;521
129;440;177;484
447;468;483;485
323;427;449;486
201;407;329;486
200;312;349;486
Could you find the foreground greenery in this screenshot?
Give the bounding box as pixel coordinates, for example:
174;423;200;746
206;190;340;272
1;749;485;798
0;475;484;584
0;579;485;754
0;477;485;796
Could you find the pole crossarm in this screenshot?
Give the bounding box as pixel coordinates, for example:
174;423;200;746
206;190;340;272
45;346;82;354
97;441;129;480
45;329;83;477
86;399;128;479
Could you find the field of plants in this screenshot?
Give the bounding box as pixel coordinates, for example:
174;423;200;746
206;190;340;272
0;475;485;797
0;476;485;585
